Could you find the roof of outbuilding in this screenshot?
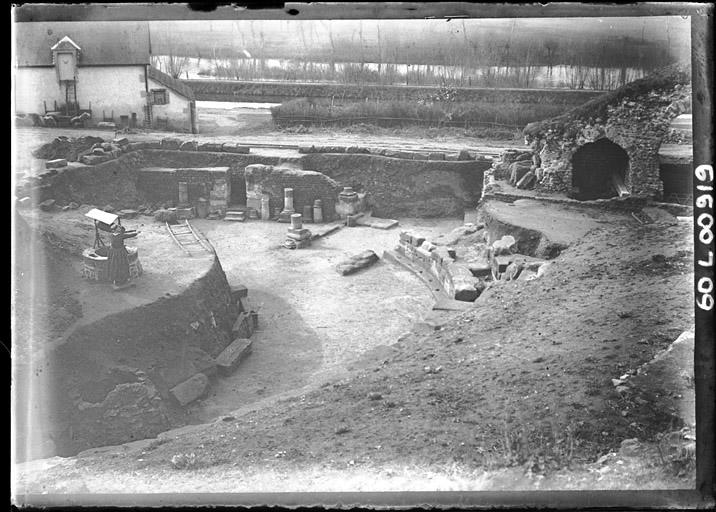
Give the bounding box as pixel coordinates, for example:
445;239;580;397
15;21;151;67
147;66;195;100
523;63;691;138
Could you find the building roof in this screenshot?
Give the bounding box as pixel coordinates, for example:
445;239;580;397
523;63;691;138
15;21;150;67
50;35;81;52
147;66;195;100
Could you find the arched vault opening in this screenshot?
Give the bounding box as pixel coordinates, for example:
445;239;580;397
571;138;629;200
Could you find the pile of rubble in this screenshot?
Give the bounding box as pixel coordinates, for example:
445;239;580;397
32;135;105;162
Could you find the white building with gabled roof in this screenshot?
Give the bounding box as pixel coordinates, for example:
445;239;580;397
14;21;197;133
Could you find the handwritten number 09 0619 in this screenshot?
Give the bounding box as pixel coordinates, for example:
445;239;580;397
695;164;714;311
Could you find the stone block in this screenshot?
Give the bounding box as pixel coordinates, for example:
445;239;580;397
197;142;223;152
92;147;106;155
457;150;473;161
428;152;446;160
231;312;254;339
215;338;253;376
238;297;252;315
161;138;181;150
175;207;195;220
118;209;138;219
448;262;474;280
126;142;146;152
399;231;411;243
453;279;479;302
492;235;517;256
180;141;198;151
112;137;129;146
170;373;209;407
287;227;311;237
96;121;116;129
468;261;492;278
230;284;248;302
46;158;67;169
144;140;162;149
221;143;250;154
39;199;55;211
415;247;432;261
336;250;379;276
433;246;454;265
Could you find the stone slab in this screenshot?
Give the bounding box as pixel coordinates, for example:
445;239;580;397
170;373;209;407
231;312;254;339
222;143;250;154
46;158;67;169
215;338;253;376
310;223;342;239
117;209;138;219
230;284;248;302
433;298;476;311
197;142;223;152
238;297;253;315
356;217;399;230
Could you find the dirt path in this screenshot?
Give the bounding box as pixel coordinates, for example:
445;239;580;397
182;217;463;424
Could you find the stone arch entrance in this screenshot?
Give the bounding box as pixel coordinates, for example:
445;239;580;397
571;138;629;200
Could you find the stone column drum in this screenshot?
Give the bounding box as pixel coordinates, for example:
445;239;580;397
313;199;324;223
279;188;295;222
290;213;303;230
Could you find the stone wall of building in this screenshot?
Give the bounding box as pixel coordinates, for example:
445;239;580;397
244;164;342;220
524;81;691;199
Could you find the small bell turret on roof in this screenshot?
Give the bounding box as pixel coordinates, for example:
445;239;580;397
50;35;81;52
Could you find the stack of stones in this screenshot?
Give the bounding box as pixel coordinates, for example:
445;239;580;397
283;213;312;249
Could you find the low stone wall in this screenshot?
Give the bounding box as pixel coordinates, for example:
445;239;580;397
244;164;342;220
45;255;239;456
300;153;490;218
183;79;603;105
396;230;483;302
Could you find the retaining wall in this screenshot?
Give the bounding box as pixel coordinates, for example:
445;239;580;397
396;231;483;302
301;153;490;218
45;256;238;456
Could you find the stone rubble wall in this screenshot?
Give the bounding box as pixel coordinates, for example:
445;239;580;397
524;84;691;198
244;164;342;220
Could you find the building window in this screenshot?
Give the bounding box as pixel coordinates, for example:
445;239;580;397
151;89;168;105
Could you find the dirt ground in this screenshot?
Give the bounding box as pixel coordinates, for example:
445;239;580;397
165;217;464;424
13;198;696;494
